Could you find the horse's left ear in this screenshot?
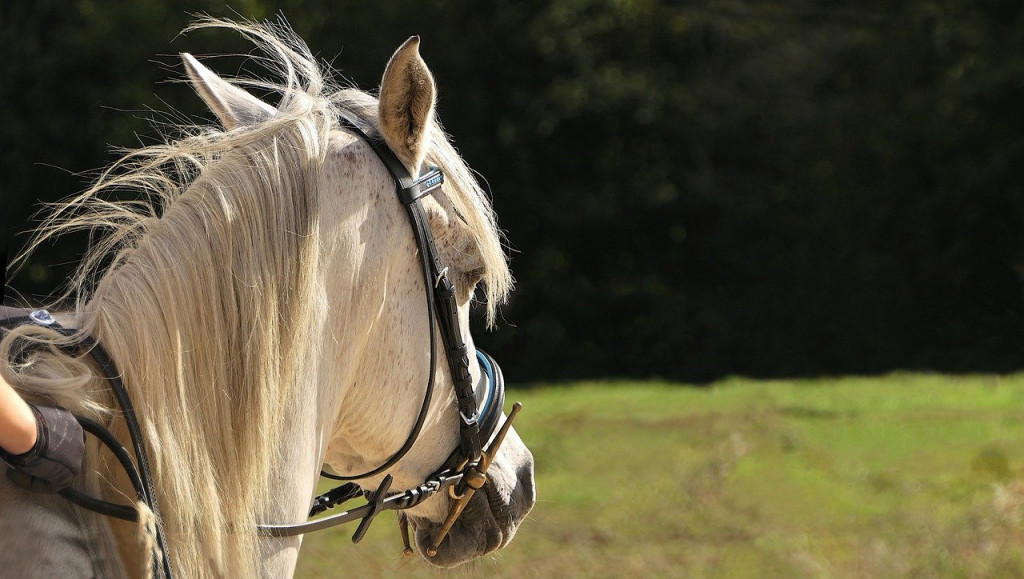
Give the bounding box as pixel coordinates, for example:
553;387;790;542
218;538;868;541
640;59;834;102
181;53;277;130
379;36;436;172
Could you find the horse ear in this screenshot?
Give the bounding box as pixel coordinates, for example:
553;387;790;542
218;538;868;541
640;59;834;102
378;36;436;171
181;53;277;130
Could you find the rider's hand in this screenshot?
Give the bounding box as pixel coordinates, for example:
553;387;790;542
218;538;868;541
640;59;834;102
1;404;84;493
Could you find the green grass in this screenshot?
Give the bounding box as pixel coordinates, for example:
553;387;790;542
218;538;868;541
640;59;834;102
296;373;1024;577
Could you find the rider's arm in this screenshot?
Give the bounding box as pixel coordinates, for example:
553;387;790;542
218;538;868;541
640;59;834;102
0;375;83;493
0;376;37;455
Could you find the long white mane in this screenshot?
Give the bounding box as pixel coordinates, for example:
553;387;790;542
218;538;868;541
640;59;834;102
1;18;511;576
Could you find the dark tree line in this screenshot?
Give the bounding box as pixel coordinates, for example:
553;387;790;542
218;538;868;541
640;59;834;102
3;1;1024;382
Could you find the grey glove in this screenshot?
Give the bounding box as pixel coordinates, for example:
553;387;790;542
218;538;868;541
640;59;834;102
1;404;84;493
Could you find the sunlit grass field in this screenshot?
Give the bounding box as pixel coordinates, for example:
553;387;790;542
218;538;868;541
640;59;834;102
296;374;1024;577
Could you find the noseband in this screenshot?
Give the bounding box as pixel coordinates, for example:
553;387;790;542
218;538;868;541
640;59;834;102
0;117;519;575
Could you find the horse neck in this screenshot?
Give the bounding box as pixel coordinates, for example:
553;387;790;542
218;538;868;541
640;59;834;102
89;277;326;577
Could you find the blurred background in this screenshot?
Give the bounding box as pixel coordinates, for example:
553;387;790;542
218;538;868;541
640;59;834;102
5;1;1024;384
7;2;1024;577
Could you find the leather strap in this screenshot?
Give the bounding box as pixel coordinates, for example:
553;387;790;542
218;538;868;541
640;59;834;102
1;312;175;579
321;117;483;481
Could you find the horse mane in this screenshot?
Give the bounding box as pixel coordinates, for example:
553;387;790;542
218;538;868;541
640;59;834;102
1;18;510;576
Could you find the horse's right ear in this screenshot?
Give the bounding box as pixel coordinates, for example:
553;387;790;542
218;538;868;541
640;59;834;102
181;53;277;130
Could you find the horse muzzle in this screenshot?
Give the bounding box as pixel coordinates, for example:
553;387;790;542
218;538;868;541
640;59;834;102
409;419;535;568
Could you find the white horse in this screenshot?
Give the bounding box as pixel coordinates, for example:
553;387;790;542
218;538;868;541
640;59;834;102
0;18;534;577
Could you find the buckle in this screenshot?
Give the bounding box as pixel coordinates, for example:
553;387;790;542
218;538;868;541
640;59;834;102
459;410;479;428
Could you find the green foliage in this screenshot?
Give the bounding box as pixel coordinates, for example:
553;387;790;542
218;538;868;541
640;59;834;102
3;2;1024;380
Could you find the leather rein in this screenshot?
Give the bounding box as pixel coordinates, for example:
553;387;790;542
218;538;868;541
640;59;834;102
0;116;520;576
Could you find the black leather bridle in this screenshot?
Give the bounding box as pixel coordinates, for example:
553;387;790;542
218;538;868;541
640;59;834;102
0;115;520;576
258;117;522;552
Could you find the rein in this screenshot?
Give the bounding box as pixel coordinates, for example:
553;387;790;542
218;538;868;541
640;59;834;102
0;116;519;574
0;309;175;579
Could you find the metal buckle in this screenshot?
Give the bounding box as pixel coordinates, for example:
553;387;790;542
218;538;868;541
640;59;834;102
435;266;450;288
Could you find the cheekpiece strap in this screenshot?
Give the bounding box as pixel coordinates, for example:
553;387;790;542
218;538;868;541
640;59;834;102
337;114;483;466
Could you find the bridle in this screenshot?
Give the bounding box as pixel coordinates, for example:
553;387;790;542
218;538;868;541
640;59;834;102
0;116;521;576
261;117;522;552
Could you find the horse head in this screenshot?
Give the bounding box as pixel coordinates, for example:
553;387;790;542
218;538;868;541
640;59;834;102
182;28;535;570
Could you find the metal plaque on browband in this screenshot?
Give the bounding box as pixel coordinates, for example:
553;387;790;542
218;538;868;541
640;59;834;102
399;167;444;205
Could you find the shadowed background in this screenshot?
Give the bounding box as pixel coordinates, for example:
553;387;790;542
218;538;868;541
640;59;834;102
3;1;1024;383
7;3;1024;577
